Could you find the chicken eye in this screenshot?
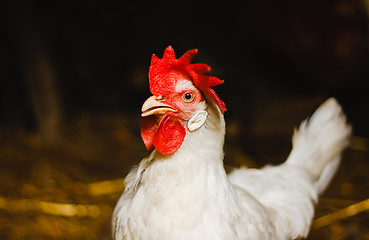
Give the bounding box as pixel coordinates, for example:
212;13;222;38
182;92;194;102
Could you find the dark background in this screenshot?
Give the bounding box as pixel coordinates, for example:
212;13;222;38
0;0;368;239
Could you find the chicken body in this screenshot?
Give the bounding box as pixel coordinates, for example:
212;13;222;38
113;102;276;239
112;47;351;239
113;99;350;240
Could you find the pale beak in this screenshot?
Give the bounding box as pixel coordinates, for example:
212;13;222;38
141;96;177;117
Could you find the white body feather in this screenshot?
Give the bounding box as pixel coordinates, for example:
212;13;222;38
113;98;351;240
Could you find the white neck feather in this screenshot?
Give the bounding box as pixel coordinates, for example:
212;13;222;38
143;102;227;184
113;102;239;240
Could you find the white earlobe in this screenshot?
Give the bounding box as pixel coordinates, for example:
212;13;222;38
188;110;208;132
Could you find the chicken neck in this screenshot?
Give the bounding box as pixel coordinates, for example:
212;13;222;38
132;102;238;232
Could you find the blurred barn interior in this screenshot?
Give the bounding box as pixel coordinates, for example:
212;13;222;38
1;0;369;239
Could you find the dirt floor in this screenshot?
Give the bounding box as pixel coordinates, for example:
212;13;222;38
0;107;368;240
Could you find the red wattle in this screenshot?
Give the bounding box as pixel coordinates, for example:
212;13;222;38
141;115;186;155
140;115;157;151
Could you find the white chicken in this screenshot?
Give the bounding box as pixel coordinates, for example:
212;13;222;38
112;46;351;240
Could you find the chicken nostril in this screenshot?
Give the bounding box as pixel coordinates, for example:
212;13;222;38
156;95;164;101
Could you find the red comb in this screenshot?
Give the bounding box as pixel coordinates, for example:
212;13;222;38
149;46;227;113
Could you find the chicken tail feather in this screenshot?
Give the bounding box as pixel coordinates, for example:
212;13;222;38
286;98;351;194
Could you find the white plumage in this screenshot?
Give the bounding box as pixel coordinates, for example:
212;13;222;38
112;98;351;240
